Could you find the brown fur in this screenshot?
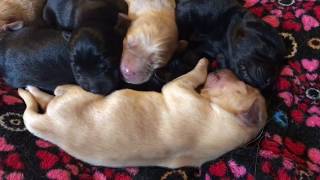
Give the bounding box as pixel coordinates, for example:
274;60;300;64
19;59;268;168
0;0;45;31
120;0;180;84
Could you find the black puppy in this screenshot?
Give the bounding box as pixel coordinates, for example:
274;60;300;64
42;0;129;94
69;25;122;93
175;0;286;90
43;0;128;31
0;27;119;94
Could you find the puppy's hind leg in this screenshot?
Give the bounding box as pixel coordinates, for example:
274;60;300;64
169;58;209;89
26;86;53;110
18;89;52;137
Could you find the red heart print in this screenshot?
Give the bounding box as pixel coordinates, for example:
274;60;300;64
0;137;15;152
36;150;59;170
47;169;70;180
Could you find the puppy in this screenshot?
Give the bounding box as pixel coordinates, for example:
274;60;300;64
43;0;129;93
0;0;45;31
19;59;267;168
69;25;122;94
176;0;286;90
120;0;181;84
0;27;118;94
43;0;128;30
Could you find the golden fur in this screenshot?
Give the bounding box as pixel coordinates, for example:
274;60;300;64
120;0;179;84
0;0;45;30
19;59;268;168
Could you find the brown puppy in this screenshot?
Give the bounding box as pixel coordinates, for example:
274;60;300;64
0;0;45;31
120;0;180;84
19;59;267;168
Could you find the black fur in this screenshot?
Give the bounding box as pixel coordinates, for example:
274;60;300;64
0;28;74;92
41;0;128;94
69;25;122;94
42;0;128;31
0;27;120;94
175;0;286;90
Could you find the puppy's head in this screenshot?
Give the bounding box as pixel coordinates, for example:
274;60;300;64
0;1;24;31
224;11;286;90
120;16;179;84
70;27;121;94
201;70;267;128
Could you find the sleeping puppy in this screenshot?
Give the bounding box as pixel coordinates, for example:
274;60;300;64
0;0;45;31
0;27;118;94
120;0;180;84
18;59;268;168
176;0;286;90
43;0;128;31
42;0;129;93
69;25;122;94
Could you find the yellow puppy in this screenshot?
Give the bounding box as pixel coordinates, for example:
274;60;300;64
19;59;267;168
0;0;45;31
120;0;181;84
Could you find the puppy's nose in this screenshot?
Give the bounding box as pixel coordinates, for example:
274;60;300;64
121;65;137;77
217;69;234;77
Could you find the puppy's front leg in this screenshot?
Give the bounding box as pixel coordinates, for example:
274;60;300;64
169;58;209;89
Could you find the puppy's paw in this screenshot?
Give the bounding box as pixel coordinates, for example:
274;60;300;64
195;58;209;71
54;85;80;96
1;21;24;31
26;85;40;93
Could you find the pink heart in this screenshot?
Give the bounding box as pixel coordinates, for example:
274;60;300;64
308;148;320;165
93;171;106;180
281;67;294;76
271;9;283;17
307;162;320;173
6;172;24;180
126;167;139;176
283;159;294;170
205;173;211;180
47;169;70;180
308;106;320;116
244;0;259;8
272;135;283;144
295;9;306;18
0;137;15;152
306;73;318;81
263;15;280;27
228;160;247;178
66;164;79;176
302;15;320;31
301;59;319;72
0;170;4;179
36;140;54;148
278;92;293;107
2;95;22;105
306;115;320;127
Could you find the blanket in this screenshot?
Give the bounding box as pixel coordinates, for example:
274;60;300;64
0;0;319;179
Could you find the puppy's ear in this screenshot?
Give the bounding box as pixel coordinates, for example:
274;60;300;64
2;21;24;31
115;13;131;36
237;99;261;127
